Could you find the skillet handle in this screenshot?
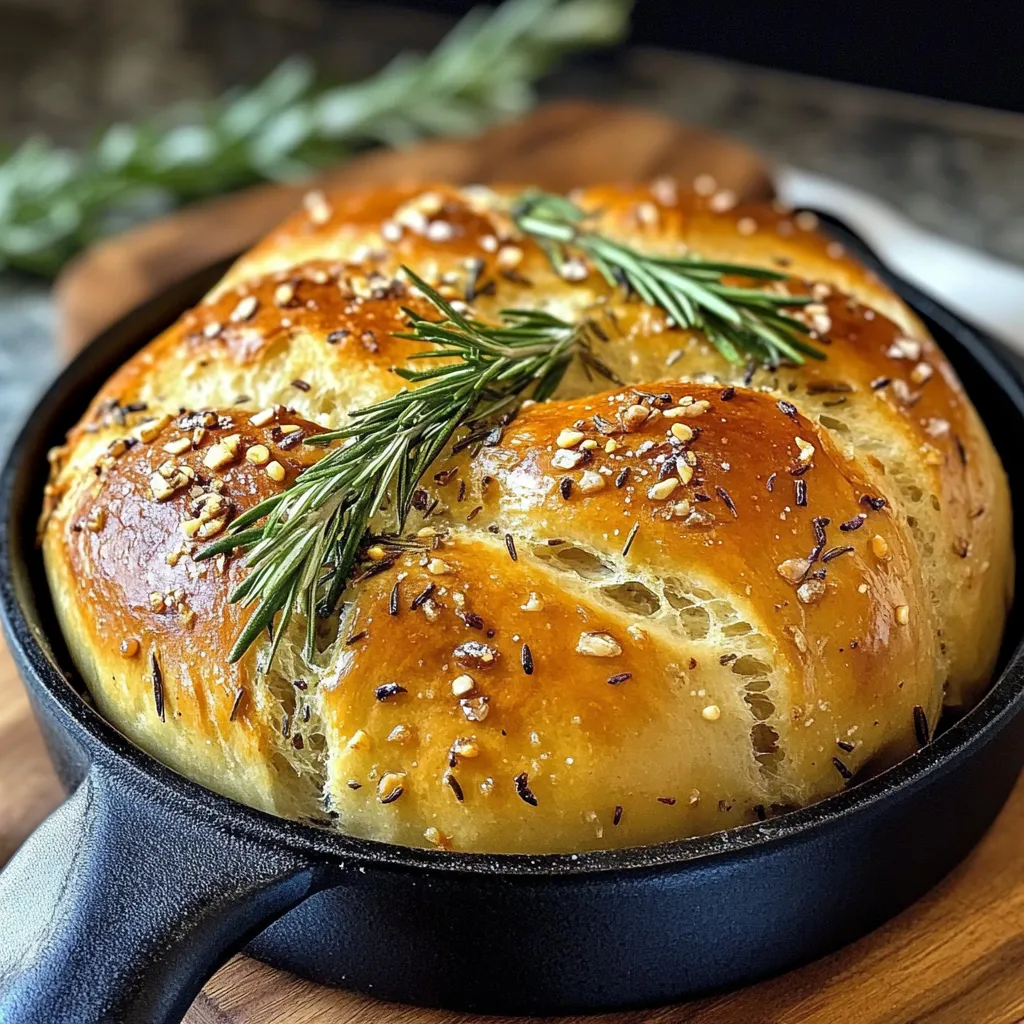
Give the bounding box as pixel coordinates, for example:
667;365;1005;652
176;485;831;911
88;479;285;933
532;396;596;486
0;764;327;1024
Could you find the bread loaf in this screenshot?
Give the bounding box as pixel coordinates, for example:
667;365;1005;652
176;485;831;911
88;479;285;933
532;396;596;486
42;182;1013;853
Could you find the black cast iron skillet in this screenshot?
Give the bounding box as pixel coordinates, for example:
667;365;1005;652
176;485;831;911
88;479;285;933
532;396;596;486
0;214;1022;1024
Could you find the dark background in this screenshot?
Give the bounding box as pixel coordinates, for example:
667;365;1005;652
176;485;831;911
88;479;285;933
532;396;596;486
371;0;1024;113
2;0;1024;463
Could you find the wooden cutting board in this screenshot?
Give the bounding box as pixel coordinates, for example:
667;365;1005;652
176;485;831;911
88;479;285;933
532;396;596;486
4;101;1023;1024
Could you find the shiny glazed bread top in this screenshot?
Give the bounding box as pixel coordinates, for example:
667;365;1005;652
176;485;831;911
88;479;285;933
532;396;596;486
42;181;1013;853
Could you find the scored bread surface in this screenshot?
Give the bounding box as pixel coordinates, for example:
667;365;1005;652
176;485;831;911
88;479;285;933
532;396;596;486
43;181;1013;853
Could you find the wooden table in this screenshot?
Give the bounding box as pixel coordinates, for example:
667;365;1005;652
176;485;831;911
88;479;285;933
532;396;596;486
4;101;1024;1024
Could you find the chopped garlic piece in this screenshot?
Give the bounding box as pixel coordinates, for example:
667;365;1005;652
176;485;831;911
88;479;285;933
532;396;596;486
556;429;586;448
245;444;270;466
648;478;679;500
576;632;622;658
203;434;241;470
451;674;476;697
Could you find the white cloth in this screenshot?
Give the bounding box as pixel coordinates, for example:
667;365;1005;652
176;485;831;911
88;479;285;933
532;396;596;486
777;166;1024;353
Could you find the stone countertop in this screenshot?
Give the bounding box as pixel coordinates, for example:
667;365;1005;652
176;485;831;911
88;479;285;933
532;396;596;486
0;280;57;455
3;31;1024;456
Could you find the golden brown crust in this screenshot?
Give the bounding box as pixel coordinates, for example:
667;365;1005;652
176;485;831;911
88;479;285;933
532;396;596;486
321;383;937;852
42;180;1013;852
587;279;1011;705
44;406;330;818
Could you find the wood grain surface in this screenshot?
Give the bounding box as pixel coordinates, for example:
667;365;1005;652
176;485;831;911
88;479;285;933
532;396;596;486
4;101;1023;1023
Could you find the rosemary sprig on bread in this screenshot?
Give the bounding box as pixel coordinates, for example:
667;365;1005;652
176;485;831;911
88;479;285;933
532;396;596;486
513;190;823;365
205;193;819;664
197;270;615;663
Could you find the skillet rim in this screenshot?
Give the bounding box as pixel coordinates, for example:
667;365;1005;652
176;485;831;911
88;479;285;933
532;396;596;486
2;228;1023;880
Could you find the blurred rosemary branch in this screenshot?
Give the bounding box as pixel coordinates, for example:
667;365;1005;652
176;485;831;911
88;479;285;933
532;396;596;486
0;0;631;277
